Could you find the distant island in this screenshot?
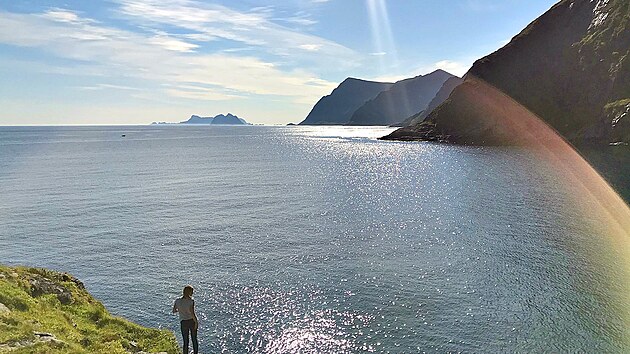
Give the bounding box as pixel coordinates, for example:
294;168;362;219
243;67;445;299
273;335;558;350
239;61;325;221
152;113;251;125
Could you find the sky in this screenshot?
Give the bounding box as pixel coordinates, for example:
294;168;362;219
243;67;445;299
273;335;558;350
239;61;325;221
0;0;558;125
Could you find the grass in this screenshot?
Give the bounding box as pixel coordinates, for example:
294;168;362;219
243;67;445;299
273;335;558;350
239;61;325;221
605;98;630;110
579;0;630;51
0;265;180;354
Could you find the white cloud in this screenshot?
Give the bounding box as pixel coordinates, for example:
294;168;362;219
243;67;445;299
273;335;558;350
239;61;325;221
276;11;318;26
299;44;322;51
429;60;471;77
282;16;318;26
149;33;199;52
40;9;92;24
0;9;338;103
77;84;141;91
112;0;358;68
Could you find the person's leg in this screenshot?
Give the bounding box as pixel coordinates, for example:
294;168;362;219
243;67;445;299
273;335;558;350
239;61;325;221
191;323;199;354
180;320;190;353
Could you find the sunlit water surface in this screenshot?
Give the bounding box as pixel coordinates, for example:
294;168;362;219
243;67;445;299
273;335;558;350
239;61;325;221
0;125;628;352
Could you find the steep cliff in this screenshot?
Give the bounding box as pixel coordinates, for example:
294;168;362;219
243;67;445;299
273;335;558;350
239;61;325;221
348;70;455;126
299;78;393;125
394;76;464;127
383;0;630;145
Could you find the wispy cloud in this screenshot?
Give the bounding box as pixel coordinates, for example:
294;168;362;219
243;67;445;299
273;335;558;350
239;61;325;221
40;8;95;24
77;84;141;91
298;44;322;51
0;9;339;104
113;0;357;66
164;86;243;101
276;11;318;26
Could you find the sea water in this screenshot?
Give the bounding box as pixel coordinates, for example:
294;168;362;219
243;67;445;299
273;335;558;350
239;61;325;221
0;125;628;352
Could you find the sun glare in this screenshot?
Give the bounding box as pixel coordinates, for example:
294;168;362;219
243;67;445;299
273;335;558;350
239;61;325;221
366;0;398;72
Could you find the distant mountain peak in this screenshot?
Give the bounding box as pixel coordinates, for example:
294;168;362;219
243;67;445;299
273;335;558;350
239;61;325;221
428;69;449;75
300;69;457;126
341;77;392;85
347;70;456;125
299;78;394;125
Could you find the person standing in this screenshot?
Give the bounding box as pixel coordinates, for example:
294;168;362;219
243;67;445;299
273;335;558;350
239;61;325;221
173;285;199;354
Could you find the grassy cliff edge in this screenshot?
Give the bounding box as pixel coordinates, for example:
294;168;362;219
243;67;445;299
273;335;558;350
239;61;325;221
0;265;179;354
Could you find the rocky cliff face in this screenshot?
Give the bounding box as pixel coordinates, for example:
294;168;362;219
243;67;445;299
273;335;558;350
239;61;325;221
384;0;630;145
348;70;455;126
299;78;393;125
395;76;464;127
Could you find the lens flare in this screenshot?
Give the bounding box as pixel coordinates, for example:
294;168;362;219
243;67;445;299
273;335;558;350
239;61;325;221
423;76;630;344
366;0;398;70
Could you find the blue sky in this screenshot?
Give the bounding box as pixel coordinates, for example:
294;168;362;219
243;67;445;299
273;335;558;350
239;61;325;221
0;0;557;125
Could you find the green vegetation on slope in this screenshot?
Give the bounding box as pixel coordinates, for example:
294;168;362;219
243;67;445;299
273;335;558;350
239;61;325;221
0;265;179;354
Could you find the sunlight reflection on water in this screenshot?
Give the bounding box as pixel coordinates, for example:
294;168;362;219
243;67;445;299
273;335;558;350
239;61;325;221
0;125;628;352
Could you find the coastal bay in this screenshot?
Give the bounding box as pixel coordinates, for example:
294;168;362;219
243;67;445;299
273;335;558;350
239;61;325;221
1;125;628;352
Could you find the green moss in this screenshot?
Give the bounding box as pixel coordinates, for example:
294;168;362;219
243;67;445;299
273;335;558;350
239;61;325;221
579;0;630;50
0;265;180;354
605;98;630;110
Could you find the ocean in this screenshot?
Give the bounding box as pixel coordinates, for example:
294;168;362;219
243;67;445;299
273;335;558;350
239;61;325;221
0;125;628;352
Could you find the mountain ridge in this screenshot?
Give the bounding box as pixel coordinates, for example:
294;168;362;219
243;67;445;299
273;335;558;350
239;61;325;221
299;78;393;125
347;69;456;126
383;0;630;145
394;76;464;127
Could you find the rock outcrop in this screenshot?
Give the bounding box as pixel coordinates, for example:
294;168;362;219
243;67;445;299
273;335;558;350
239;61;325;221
0;265;179;353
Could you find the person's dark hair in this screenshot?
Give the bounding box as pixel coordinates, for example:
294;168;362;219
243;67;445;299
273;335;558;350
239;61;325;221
183;285;194;297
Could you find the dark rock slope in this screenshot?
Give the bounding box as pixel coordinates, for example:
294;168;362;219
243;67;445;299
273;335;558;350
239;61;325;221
299;78;393;125
348;70;455;126
395;76;464;127
383;0;630;145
